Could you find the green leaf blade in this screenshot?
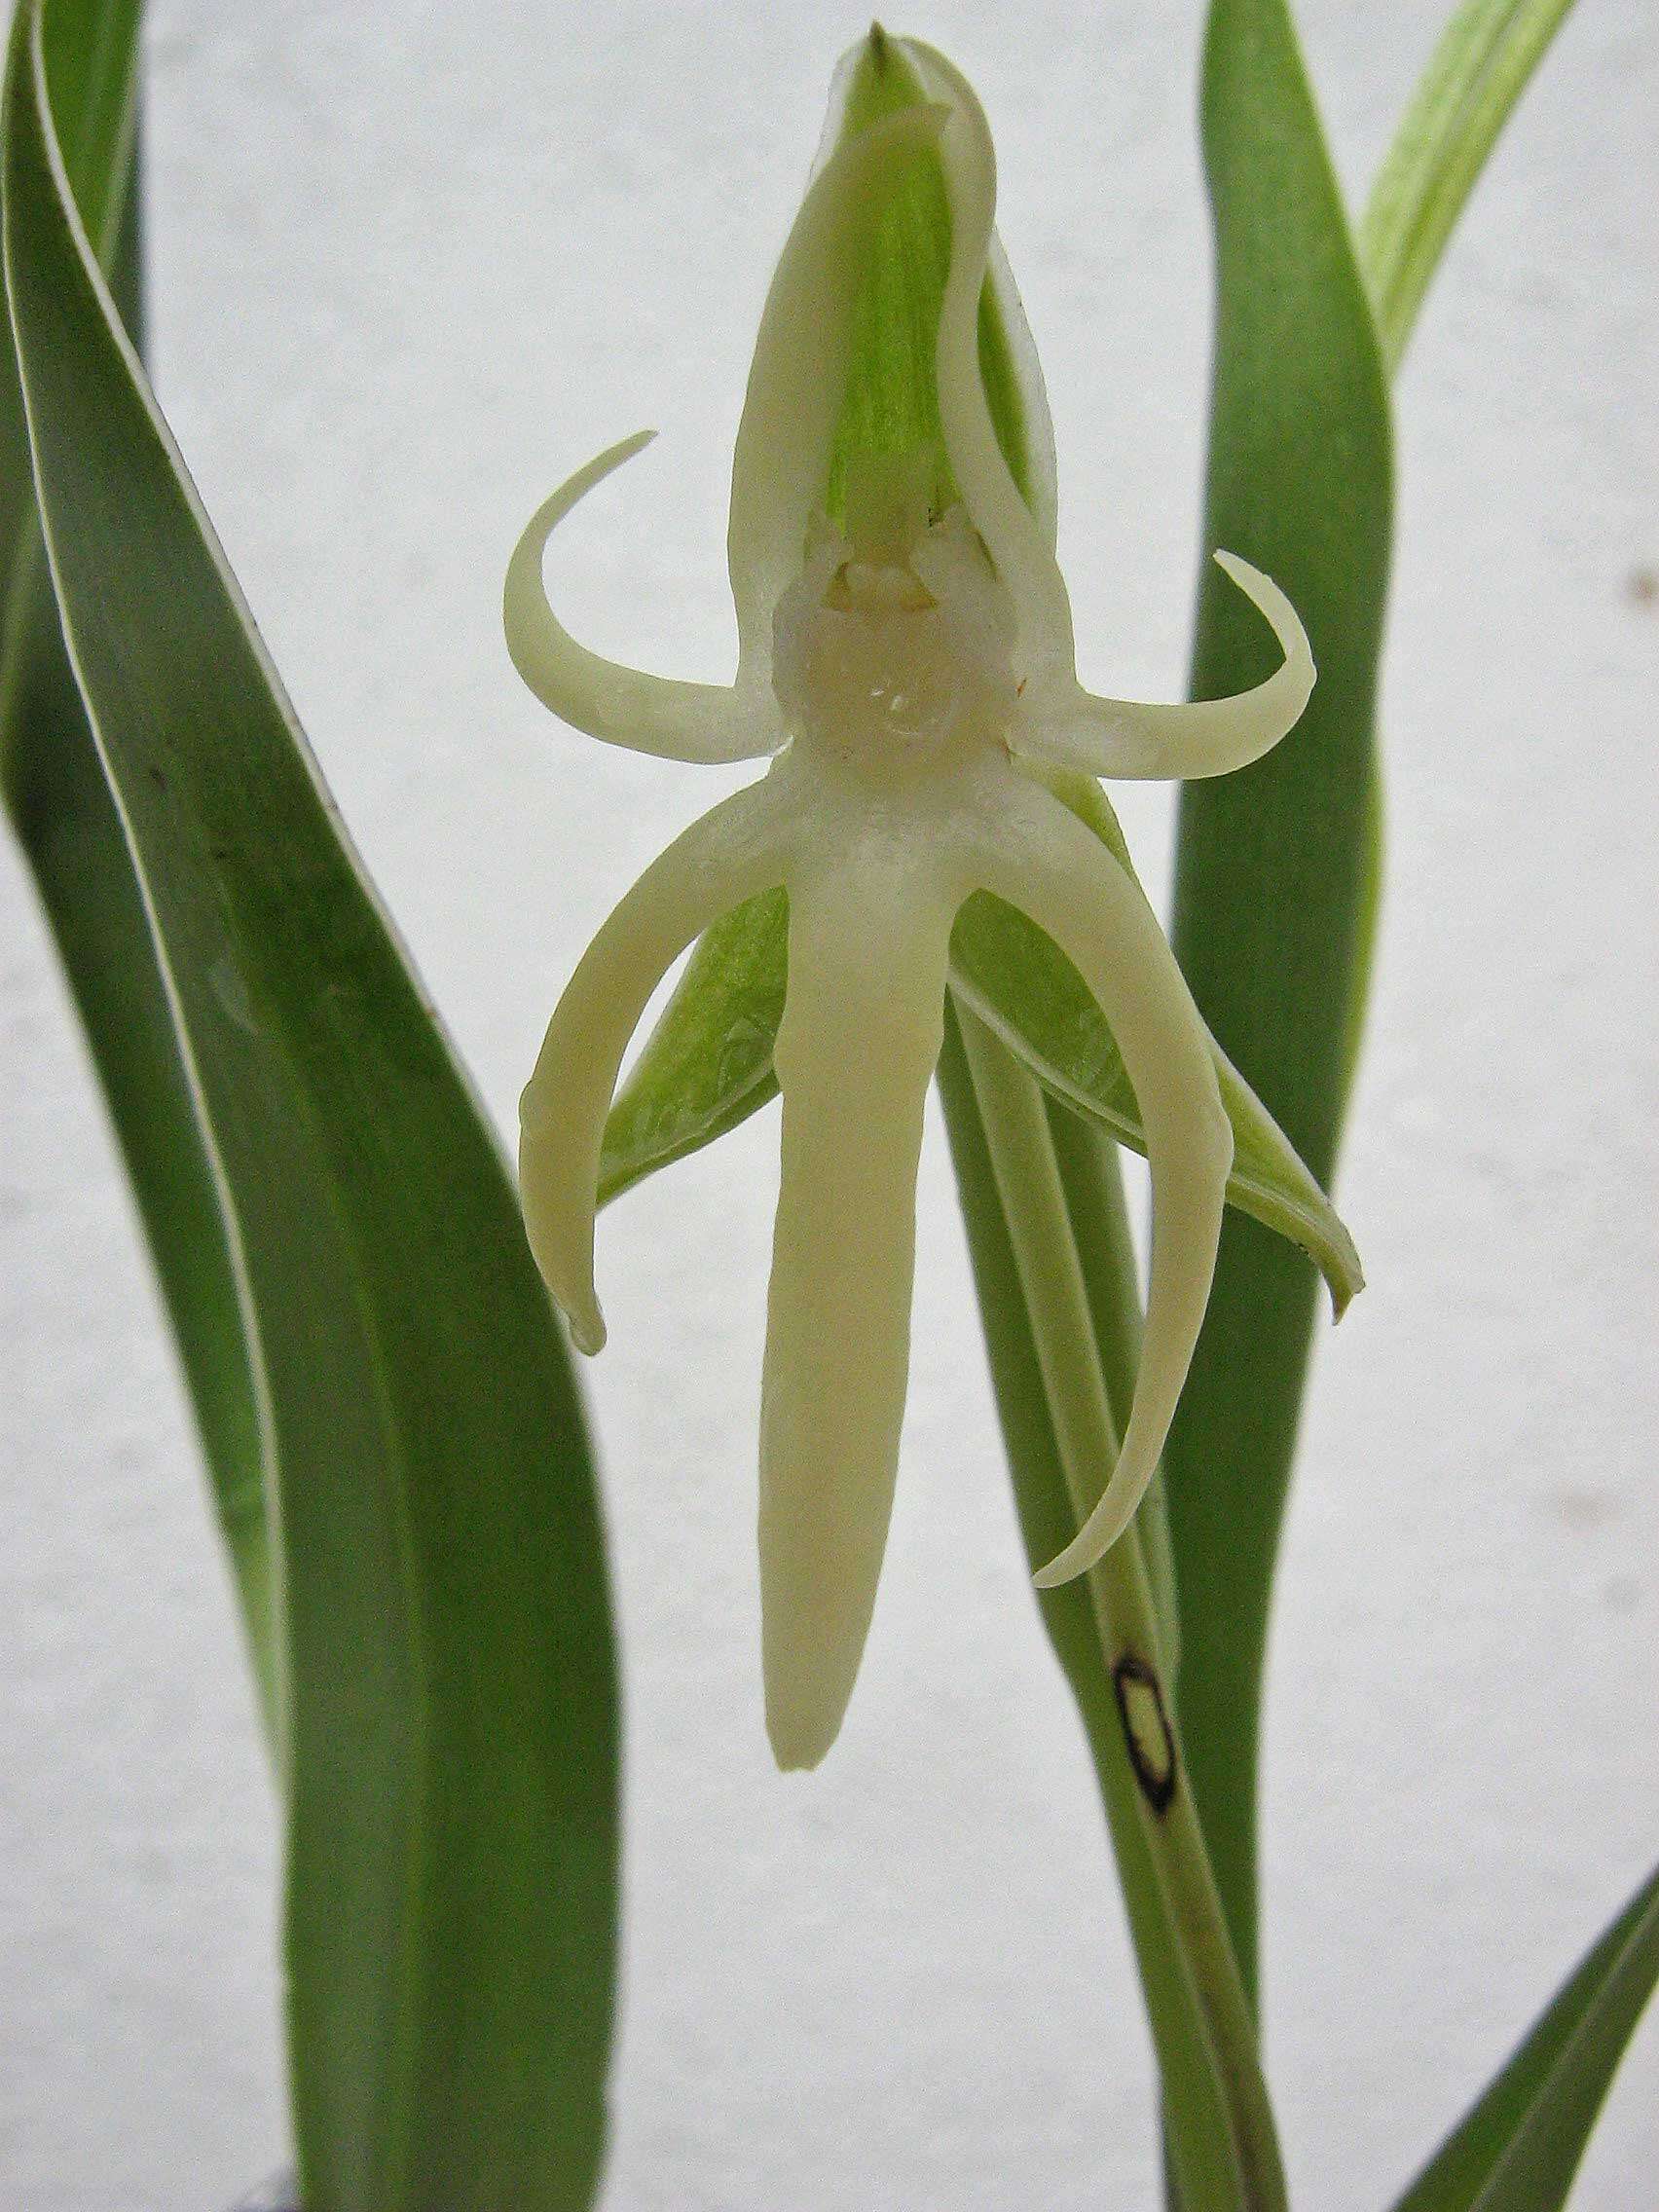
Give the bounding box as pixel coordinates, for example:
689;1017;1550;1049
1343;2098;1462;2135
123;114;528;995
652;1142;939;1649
2;498;285;1718
3;4;618;2201
0;0;136;605
1159;0;1406;2008
1167;0;1589;2029
1391;1862;1659;2212
1361;0;1577;374
0;3;281;1711
1162;0;1394;2009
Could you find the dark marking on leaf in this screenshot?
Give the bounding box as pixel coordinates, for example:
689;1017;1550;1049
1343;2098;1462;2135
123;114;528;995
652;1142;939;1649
1113;1651;1177;1816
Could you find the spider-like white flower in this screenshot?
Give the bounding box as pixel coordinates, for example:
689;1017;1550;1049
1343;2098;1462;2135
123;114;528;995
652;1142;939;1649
506;41;1312;1769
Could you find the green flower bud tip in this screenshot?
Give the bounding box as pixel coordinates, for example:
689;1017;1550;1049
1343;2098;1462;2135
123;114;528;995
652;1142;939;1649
504;37;1313;1770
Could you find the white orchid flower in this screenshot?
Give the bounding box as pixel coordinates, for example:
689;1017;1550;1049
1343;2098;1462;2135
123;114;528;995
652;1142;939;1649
505;38;1313;1769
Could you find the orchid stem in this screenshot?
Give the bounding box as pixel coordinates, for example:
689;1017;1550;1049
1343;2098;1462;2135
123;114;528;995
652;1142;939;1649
953;1002;1287;2212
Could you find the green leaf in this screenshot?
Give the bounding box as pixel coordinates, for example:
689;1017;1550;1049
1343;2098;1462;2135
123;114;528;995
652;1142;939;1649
0;0;136;608
3;5;618;2205
0;0;279;1725
1161;0;1393;2008
1361;0;1577;375
1164;0;1585;2023
1390;1862;1659;2211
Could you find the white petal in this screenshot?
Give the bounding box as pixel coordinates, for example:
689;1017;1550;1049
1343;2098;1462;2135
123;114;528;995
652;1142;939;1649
504;432;778;761
958;764;1233;1585
519;774;793;1350
727;103;947;691
1015;552;1316;781
758;854;956;1769
817;32;1060;553
906;44;1315;786
898;37;1066;553
904;41;1079;687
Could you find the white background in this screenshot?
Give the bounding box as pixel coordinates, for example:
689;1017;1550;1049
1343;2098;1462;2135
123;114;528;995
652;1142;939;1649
2;3;1654;2207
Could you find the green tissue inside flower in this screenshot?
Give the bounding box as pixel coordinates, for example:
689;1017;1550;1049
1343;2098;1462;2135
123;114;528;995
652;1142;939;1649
824;27;1033;533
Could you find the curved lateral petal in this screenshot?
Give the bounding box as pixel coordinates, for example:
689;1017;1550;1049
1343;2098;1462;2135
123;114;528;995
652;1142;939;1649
727;103;947;686
908;40;1078;685
520;774;793;1350
758;860;956;1770
960;766;1234;1586
1016;551;1316;781
504;432;778;761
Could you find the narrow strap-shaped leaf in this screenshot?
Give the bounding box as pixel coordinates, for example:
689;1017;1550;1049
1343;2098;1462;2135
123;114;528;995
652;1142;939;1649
1361;0;1577;375
1165;0;1585;2020
1390;1861;1659;2211
0;0;136;604
1162;0;1393;2006
3;6;617;2204
0;0;278;1723
4;539;279;1727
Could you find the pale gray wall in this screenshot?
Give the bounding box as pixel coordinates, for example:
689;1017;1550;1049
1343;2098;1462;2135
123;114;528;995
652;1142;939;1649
2;3;1654;2207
